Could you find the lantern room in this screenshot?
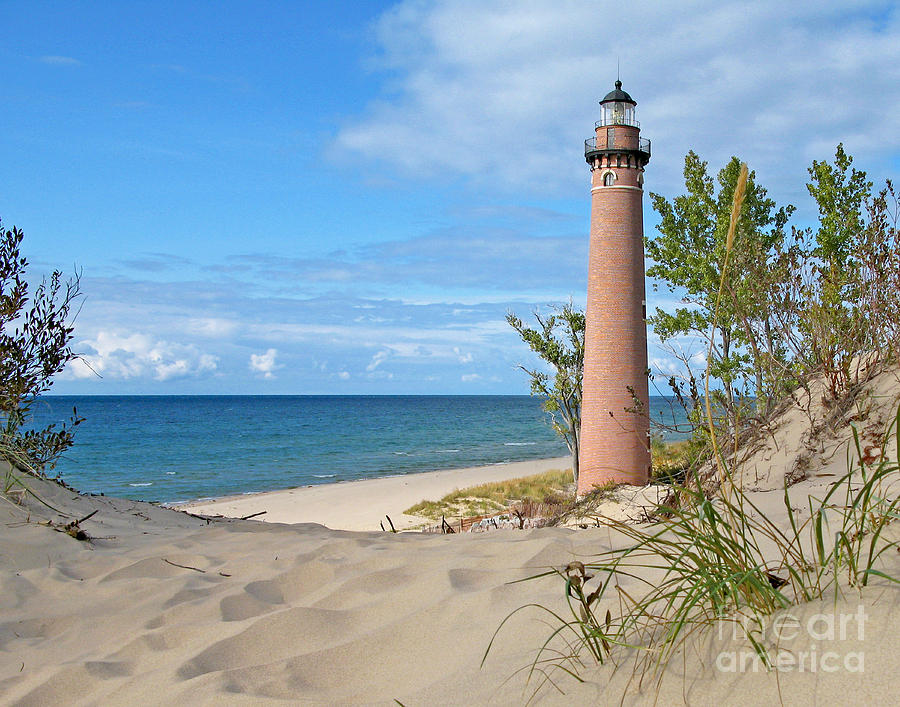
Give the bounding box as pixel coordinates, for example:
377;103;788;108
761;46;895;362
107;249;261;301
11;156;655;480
599;80;638;128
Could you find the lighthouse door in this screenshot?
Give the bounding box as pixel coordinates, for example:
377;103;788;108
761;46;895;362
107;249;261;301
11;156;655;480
606;127;615;149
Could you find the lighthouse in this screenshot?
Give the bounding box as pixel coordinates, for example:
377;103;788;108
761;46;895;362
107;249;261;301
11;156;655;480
578;80;652;495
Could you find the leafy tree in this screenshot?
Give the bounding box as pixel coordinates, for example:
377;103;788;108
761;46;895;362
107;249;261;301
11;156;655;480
794;145;897;391
640;145;897;485
0;218;83;471
646;152;795;425
806;143;872;272
507;303;584;485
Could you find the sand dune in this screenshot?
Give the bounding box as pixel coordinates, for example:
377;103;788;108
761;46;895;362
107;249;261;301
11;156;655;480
3;370;900;704
1;467;605;704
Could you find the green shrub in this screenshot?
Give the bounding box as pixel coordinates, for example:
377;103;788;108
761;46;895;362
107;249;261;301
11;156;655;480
0;218;83;473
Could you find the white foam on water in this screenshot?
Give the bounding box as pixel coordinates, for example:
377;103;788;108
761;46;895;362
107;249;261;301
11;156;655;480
129;482;153;487
504;442;536;446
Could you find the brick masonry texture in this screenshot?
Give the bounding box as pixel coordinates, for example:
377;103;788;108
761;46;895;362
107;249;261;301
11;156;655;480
579;124;650;494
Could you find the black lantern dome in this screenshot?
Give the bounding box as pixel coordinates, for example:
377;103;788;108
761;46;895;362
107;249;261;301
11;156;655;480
600;80;636;106
598;80;638;127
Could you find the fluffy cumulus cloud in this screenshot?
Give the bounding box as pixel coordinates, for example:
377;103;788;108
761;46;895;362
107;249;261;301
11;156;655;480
67;331;217;382
52;266;551;393
249;348;281;379
336;0;900;204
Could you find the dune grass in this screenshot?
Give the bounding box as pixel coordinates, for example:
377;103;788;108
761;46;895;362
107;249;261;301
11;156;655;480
404;445;690;524
403;469;573;521
486;409;900;694
1;441;67;516
485;162;900;697
650;437;692;483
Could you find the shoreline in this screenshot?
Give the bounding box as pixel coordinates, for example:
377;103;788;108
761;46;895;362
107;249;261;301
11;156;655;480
4;369;899;703
180;455;572;531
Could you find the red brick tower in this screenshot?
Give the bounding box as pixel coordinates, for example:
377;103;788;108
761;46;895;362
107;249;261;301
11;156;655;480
579;81;651;494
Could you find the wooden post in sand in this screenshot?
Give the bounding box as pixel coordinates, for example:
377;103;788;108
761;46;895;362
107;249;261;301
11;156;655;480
579;80;652;495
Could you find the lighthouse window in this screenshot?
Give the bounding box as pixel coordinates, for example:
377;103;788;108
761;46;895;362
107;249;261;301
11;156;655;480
603;102;635;126
603;172;615;186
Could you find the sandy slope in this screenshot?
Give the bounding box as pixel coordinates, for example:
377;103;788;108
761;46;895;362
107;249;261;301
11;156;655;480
729;366;900;491
1;467;604;705
2;370;900;705
5;466;900;706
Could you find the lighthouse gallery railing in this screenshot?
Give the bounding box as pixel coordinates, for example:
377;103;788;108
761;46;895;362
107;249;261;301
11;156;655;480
584;137;651;158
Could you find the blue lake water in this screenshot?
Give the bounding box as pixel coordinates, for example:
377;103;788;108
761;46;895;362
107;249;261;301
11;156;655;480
30;396;688;503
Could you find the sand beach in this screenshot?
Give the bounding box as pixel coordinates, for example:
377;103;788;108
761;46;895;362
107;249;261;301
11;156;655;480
2;368;900;705
181;456;572;531
1;460;594;705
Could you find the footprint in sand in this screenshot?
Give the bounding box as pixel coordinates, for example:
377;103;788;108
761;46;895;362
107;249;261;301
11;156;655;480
84;660;134;679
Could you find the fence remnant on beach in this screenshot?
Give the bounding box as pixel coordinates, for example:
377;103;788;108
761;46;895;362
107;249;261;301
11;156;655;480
421;505;557;534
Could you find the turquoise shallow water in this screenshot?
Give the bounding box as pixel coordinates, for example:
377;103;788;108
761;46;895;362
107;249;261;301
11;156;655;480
30;396;687;503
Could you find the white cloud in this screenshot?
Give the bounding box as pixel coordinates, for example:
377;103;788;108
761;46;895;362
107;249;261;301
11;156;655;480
453;346;474;363
249;348;281;379
51;269;560;393
336;1;900;203
366;349;391;371
39;55;82;66
649;356;682;377
190;317;239;338
65;357;100;380
461;373;481;382
649;338;709;380
68;331;217;381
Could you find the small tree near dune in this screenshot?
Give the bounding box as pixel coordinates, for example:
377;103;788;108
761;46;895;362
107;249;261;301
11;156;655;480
0;218;83;471
646;151;795;436
507;303;584;486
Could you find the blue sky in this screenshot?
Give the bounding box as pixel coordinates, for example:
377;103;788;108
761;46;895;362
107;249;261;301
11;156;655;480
2;1;899;394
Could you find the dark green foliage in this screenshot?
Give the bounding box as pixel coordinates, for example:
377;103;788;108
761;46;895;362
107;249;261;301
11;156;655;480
507;303;584;485
0;219;83;471
806;143;873;270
